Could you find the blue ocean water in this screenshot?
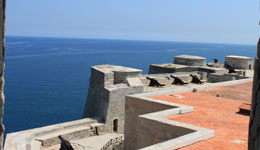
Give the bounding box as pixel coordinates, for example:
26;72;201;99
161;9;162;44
3;36;256;135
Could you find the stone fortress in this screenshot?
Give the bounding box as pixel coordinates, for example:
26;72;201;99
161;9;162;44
4;55;254;150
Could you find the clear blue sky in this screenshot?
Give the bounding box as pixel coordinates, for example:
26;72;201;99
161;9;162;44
6;0;259;45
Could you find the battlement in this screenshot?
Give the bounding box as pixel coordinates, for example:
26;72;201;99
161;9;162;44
83;65;144;134
89;65;142;88
4;55;254;150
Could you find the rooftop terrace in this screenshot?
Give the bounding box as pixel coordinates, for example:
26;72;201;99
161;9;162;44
152;81;252;149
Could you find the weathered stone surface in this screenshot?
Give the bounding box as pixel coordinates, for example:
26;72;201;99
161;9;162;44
208;73;236;83
126;77;143;87
148;63;228;77
174;55;206;66
0;1;5;150
124;96;174;150
225;55;254;70
148;64;188;74
83;65;144;133
4;118;103;150
124;92;214;150
249;39;260;150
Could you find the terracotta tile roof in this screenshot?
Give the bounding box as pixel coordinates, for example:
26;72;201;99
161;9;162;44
152;81;252;150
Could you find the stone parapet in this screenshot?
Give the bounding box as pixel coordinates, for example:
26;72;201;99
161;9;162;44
125;78;252;150
174;55;206;66
4;118;103;150
124;91;214;150
208;73;236;83
225;55;254;70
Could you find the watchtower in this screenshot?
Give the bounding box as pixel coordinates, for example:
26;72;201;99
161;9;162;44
225;55;254;70
174;55;206;66
83;65;144;133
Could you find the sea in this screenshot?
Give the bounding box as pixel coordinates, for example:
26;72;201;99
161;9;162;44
3;36;256;135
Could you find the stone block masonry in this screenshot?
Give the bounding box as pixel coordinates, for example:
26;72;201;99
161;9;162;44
174;55;206;66
125;78;251;150
83;65;144;134
0;1;5;150
225;55;254;70
124;91;214;150
208;73;236;83
4;118;104;150
249;39;260;150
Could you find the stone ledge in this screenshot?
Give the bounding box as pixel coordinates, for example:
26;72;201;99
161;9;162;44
4;117;103;150
134;78;252;97
132;96;214;150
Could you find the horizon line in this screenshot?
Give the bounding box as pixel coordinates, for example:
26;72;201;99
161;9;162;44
5;35;257;46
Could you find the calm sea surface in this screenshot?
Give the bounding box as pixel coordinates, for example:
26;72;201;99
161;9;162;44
3;36;256;134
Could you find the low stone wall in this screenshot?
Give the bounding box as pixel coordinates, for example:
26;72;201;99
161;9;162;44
124;94;214;150
4;118;103;150
124;78;252;150
148;64;196;74
148;64;228;79
208;73;249;83
236;69;254;78
208;73;236;83
137;110;195;149
114;70;141;84
198;66;228;76
124;96;176;150
142;73;201;86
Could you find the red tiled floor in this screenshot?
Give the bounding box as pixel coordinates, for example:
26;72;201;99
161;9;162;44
152;81;252;150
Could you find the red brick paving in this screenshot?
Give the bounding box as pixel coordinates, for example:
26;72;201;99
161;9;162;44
152;81;252;150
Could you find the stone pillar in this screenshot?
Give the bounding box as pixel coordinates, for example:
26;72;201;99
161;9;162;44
0;0;5;149
249;38;260;150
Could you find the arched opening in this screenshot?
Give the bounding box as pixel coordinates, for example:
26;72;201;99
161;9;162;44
249;64;252;70
113;119;118;132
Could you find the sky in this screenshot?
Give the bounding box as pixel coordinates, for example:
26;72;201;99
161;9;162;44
6;0;259;45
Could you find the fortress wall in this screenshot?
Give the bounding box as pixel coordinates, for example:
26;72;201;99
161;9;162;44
198;66;228;75
83;65;144;134
174;58;205;66
125;79;253;150
83;67;110;118
141;73;202;86
125;93;214;150
174;55;206;66
148;64;228;79
105;86;143;134
208;73;236;83
124;96;175;150
207;73;248;83
148;64;178;74
148;64;198;74
225;56;254;70
114;70;141;84
137;114;195;149
249;40;260;149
